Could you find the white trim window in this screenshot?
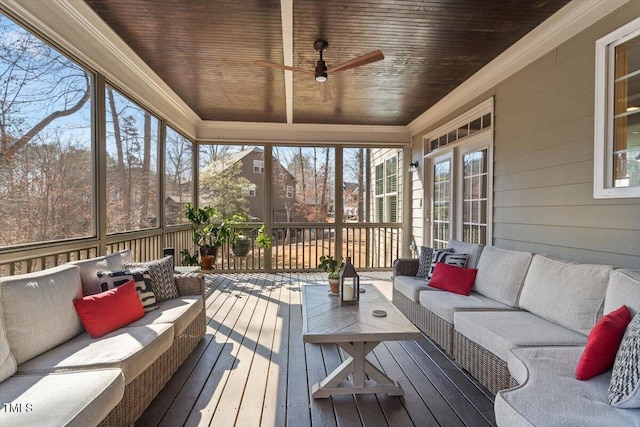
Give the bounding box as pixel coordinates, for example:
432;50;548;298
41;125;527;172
594;17;640;198
423;98;493;247
244;183;256;197
286;185;294;198
373;155;399;222
253;159;264;173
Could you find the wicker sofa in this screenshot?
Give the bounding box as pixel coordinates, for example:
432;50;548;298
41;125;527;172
393;241;640;426
0;251;206;426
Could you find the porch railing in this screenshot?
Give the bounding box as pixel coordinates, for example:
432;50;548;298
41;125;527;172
0;223;401;276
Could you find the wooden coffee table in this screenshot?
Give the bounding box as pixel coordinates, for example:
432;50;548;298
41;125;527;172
302;284;421;398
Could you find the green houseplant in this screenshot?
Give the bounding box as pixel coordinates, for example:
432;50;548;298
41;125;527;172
318;255;343;295
181;203;225;269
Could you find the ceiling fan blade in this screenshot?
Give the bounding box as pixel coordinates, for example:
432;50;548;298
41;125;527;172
254;60;315;76
326;50;384;74
318;80;332;103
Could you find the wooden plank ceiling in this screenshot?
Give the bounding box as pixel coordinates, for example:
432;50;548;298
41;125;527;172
85;0;570;126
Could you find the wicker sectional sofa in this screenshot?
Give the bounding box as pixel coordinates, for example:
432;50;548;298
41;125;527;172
0;251;206;426
393;240;640;426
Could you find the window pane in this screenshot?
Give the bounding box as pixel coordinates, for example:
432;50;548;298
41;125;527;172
271;146;328;222
199;144;263;220
433;160;451;248
343;148;370;222
375;163;384;195
613;35;640;188
0;14;94;247
105;86;159;233
165;126;193;226
462;150;488;244
385;156;397;192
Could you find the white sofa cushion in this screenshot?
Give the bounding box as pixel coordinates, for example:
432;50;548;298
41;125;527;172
495;346;640;427
394;275;441;302
129;296;203;336
518;255;613;335
604;269;640;317
474;246;533;306
447;239;484;269
0;369;124;427
454;311;587;362
419;290;516;324
69;250;135;296
0;291;17;383
1;265;84;365
18;323;173;384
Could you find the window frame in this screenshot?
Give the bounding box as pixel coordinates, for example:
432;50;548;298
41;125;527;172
594;16;640;198
253;159;264;173
373;153;400;223
423;98;494;246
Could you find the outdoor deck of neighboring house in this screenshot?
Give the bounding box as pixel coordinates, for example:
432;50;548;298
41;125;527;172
138;272;496;427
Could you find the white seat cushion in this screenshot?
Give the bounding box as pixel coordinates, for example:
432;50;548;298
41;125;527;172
518;255;612;335
394;275;441;302
1;264;84;365
604;269;640;317
18;324;173;384
129;296;203;336
495;346;640;427
419;290;517;324
0;369;124;427
473;246;533;306
454;311;587;362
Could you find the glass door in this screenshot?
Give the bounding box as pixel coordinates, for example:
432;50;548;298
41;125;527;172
430;154;452;249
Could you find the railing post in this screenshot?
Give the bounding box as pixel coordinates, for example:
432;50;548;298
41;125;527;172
264;144;273;272
335;148;344;263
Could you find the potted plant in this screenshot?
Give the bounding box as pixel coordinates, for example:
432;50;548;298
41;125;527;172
181;203;225;269
256;224;272;250
318;255;343;295
221;213;252;257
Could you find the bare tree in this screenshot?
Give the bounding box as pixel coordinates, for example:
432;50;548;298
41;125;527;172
0;18;90;166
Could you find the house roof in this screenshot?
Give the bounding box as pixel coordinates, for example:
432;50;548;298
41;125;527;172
83;0;571;126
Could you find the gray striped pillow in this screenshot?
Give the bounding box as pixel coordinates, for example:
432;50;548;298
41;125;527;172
609;313;640;408
97;269;158;312
427;250;467;281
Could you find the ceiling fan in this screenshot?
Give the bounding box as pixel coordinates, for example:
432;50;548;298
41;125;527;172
255;40;384;103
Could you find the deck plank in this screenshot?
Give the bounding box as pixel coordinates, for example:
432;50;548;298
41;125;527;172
285;275;312;427
136;274;238;426
140;272;497;427
261;275;292;427
235;277;283;426
183;277;262;426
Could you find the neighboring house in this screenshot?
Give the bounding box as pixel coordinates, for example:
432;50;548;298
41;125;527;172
200;147;297;222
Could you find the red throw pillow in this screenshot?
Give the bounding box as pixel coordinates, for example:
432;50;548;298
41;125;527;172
576;305;631;380
73;279;144;338
428;262;478;296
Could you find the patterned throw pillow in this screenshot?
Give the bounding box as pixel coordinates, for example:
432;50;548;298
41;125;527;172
124;256;179;302
427;249;467;281
416;246;434;278
97;268;158;312
609;313;640;408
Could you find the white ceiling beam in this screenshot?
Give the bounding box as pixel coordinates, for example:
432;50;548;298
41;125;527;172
281;0;294;124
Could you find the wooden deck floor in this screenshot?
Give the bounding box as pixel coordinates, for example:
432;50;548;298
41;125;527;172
137;272;496;427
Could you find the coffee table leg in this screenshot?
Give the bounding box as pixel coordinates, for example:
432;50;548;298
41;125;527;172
311;341;405;398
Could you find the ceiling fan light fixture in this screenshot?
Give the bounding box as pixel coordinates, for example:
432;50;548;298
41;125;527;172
315;73;327;83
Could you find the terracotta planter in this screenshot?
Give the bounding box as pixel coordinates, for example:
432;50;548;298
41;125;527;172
328;278;340;295
200;254;215;270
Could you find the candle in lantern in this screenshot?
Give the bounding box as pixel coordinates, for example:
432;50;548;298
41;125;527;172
343;282;354;301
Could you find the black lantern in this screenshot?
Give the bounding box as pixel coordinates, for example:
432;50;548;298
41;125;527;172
339;257;360;306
